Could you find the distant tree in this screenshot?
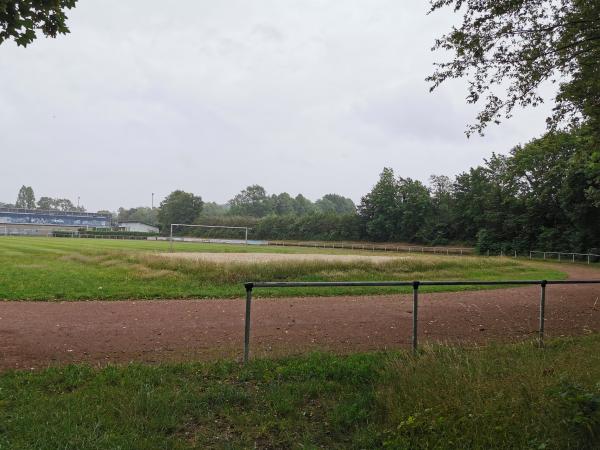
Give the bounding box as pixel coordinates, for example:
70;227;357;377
0;0;77;47
425;175;455;243
228;185;272;217
15;185;35;208
292;194;315;215
429;0;600;136
36;196;54;210
396;178;432;242
198;202;229;218
97;210;116;220
35;196;84;211
272;192;295;215
55;198;78;211
117;207;158;225
315;194;356;215
158;190;203;231
358;168;401;241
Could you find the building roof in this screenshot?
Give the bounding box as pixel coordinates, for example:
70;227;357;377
0;207;111;219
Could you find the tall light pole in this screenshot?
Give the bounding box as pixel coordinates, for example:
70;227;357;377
152;193;154;209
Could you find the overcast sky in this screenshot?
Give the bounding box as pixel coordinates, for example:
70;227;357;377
0;0;554;212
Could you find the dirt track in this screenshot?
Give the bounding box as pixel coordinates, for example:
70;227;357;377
1;264;599;370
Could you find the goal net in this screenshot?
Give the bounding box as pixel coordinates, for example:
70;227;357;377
169;224;251;250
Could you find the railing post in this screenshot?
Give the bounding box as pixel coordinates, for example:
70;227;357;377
243;283;253;364
412;281;420;353
170;224;174;252
539;280;546;348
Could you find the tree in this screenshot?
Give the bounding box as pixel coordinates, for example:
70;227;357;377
97;210;116;221
228;185;272;217
158;190;203;231
315;194;356;215
0;0;77;47
36;196;54;210
429;0;600;135
292;194;315;215
15;185;35;208
198;202;229;218
396;178;432;242
36;196;84;211
117;207;158;225
358;168;401;241
424;175;454;243
272;192;295;216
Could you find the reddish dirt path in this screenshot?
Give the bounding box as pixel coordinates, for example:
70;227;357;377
1;264;599;371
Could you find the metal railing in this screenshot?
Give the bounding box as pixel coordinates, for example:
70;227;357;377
242;279;600;363
530;251;600;264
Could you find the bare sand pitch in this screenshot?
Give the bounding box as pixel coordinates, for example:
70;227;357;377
159;252;404;264
0;264;598;371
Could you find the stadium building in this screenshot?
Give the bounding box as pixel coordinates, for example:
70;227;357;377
0;207;112;236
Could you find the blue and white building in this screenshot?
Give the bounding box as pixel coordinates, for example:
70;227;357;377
0;207;112;235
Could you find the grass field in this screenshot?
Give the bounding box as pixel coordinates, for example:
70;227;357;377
1;336;599;449
0;237;566;300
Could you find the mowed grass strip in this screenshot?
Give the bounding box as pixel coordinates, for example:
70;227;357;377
0;237;566;300
1;336;599;449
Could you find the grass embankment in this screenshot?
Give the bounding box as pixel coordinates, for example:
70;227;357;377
1;336;599;449
0;237;566;300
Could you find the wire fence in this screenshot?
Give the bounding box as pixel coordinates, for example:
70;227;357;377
241;279;600;363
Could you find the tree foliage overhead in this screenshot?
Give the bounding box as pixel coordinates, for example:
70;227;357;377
428;0;600;135
0;0;77;47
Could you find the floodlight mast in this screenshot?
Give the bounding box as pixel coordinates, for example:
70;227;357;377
169;223;251;251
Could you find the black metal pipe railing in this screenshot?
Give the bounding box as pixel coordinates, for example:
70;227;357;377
242;279;600;363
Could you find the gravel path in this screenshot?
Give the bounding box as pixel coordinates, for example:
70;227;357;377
0;264;598;371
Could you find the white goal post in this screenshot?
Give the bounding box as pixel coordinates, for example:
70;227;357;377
169;223;251;251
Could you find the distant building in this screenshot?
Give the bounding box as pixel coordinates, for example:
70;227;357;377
0;207;112;236
118;222;159;234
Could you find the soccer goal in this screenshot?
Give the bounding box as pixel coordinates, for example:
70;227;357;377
169;223;252;251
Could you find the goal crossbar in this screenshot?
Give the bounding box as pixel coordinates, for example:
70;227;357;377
169;223;251;250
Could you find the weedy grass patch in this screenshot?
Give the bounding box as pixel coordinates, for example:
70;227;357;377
0;237;568;300
1;335;599;449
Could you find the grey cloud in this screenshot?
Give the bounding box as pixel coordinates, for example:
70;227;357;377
0;0;553;210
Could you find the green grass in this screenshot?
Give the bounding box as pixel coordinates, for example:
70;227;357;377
0;237;568;300
1;335;599;449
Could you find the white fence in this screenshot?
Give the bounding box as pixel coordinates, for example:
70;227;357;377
265;240;473;255
529;251;600;264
